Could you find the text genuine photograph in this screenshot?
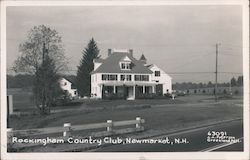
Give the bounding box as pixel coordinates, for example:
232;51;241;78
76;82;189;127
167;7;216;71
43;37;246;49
1;1;249;160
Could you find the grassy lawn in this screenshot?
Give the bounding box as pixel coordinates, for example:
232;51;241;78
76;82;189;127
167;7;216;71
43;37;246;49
8;88;243;134
83;98;184;108
9;102;242;131
7;88;36;112
7;88;184;112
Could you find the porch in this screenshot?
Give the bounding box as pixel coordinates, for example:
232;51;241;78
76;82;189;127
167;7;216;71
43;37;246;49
100;82;163;100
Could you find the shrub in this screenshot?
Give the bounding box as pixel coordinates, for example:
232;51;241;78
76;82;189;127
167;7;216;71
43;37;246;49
104;93;124;100
234;90;239;95
223;89;227;94
164;93;172;98
136;93;156;99
202;89;206;93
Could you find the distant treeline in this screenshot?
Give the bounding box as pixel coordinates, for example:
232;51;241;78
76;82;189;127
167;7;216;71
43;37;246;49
7;74;243;90
7;74;34;88
173;76;243;90
7;74;77;88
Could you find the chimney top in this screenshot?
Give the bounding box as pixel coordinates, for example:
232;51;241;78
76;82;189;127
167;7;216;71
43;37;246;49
108;49;112;56
129;49;133;56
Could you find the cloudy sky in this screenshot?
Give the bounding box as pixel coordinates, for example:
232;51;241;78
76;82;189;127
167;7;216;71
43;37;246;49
7;5;243;83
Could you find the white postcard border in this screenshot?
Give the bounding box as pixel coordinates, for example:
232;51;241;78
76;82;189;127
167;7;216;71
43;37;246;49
1;1;249;160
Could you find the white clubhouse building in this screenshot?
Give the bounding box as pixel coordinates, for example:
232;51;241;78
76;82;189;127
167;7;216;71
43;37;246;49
91;49;172;100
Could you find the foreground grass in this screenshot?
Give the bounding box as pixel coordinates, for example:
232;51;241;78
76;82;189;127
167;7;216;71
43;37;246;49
8;88;243;132
9;102;242;132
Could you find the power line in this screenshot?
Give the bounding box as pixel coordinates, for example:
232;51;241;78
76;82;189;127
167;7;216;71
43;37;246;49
219;72;243;74
168;72;213;74
7;38;244;48
168;53;212;72
219;53;241;56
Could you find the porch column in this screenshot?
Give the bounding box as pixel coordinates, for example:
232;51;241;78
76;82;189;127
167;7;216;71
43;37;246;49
113;85;116;93
152;85;155;93
143;85;145;94
101;85;104;98
133;85;136;99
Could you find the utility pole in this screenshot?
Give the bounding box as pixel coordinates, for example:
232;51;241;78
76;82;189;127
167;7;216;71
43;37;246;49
215;43;220;101
42;42;46;111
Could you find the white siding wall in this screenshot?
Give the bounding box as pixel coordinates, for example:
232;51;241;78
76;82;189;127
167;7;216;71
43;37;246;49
149;65;172;94
94;62;102;70
59;78;78;97
91;73;102;98
60;78;72;91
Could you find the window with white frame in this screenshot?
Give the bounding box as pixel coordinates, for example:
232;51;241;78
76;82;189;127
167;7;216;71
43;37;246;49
134;75;149;81
120;62;131;70
102;74;118;81
155;71;160;77
120;75;132;81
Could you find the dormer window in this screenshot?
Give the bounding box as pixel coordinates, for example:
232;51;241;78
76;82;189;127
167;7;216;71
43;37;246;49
155;71;160;77
121;63;126;69
120;55;132;70
120;62;131;70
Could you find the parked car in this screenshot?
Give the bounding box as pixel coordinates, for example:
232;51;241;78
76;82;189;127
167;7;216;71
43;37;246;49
176;90;186;96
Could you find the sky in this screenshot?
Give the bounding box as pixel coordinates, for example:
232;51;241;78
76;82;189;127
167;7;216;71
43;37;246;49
6;5;243;83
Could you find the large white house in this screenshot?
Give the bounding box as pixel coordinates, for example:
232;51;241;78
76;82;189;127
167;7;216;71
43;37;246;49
91;49;172;100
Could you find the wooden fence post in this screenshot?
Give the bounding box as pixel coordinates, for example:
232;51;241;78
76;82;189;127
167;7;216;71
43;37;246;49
7;95;13;115
7;95;13;128
107;120;113;132
63;123;71;140
7;128;13;144
172;94;175;100
136;117;141;129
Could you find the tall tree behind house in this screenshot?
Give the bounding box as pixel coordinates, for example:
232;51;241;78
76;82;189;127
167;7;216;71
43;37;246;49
76;38;99;96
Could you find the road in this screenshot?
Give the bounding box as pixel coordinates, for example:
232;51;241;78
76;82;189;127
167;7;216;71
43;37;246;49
93;119;243;152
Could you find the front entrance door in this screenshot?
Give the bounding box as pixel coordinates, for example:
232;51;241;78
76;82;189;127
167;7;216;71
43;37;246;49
156;84;163;96
126;86;134;100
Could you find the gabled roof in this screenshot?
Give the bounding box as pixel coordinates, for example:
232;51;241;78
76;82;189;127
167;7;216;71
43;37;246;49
139;54;147;61
93;58;105;63
59;77;77;89
145;64;153;68
91;52;153;74
121;56;132;62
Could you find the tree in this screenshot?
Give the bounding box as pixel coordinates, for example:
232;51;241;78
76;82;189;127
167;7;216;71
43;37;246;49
237;76;243;86
207;81;213;88
76;38;99;96
13;25;66;74
230;77;237;87
198;83;203;88
7;74;34;88
13;25;67;114
33;53;63;114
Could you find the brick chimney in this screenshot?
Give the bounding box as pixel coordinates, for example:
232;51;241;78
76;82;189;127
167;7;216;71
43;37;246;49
108;49;112;56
